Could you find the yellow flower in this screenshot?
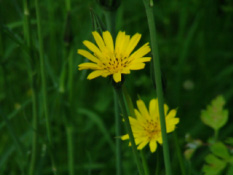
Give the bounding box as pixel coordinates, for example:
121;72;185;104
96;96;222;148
121;98;179;153
77;31;151;83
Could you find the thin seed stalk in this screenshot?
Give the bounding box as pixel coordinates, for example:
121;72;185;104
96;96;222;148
23;0;38;174
142;0;172;174
35;0;52;144
114;86;144;175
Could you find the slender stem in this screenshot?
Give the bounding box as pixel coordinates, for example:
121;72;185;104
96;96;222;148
142;0;172;175
173;132;186;175
140;150;149;175
114;86;144;175
35;1;57;174
66;127;74;175
114;90;122;175
23;0;38;174
104;8;121;175
35;0;52;145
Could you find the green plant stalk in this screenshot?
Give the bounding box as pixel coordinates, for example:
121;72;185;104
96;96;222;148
66;127;74;175
114;86;144;175
35;0;52;144
35;1;57;174
104;9;121;175
114;90;122;175
173;132;186;175
142;0;172;174
22;0;38;174
140;150;149;175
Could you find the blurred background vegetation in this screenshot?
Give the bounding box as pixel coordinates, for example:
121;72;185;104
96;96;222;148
0;0;233;174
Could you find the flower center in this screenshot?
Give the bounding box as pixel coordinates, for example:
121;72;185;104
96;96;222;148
101;52;129;73
144;119;160;139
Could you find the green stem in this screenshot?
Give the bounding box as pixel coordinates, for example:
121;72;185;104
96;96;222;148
66;127;74;175
35;0;52;145
114;90;122;175
173;132;186;175
104;8;121;175
35;1;57;174
114;86;144;175
142;0;172;175
140;150;149;175
22;0;38;174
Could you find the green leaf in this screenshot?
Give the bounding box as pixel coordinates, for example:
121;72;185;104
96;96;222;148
211;142;230;160
203;154;227;175
201;95;228;131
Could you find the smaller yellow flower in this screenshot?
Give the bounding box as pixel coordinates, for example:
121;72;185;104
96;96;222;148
121;98;179;153
77;31;151;83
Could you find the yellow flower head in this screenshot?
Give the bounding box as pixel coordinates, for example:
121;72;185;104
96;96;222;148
77;31;151;83
121;98;179;153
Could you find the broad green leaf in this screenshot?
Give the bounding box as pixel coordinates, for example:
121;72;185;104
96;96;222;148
203;154;227;175
201;95;228;131
211;142;230;160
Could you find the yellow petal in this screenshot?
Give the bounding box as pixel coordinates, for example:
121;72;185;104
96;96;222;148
87;70;104;79
157;137;162;144
149;140;157;153
82;41;103;58
136;99;150;119
122;35;130;54
113;72;121;82
103;31;114;52
149;99;159;120
130;42;151;59
128;63;145;70
121;68;130;74
166;109;177;119
131;57;151;64
137;140;149;150
125;33;141;56
92;31;106;52
121;134;129;140
164;104;169;115
78;49;100;63
115;31;126;53
78;62;100;70
134;109;144;122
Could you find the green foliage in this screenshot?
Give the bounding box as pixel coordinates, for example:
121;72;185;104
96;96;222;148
202;141;233;175
201;95;229;132
1;0;233;174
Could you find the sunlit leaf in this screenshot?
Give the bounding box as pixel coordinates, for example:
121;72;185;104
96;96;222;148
203;154;227;175
211;142;230;160
201;95;228;131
